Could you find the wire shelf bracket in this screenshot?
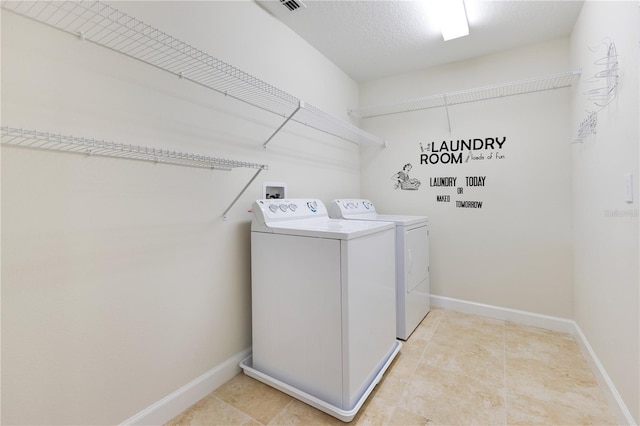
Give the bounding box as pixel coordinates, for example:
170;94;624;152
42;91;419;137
263;101;304;150
1;0;384;148
0;126;268;220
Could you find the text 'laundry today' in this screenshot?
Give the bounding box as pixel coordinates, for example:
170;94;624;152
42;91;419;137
429;176;486;187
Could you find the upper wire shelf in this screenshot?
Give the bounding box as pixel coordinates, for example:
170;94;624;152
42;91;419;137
1;0;384;147
349;70;582;119
1;126;268;219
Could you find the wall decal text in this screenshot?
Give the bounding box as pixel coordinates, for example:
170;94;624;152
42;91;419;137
456;200;483;208
419;137;507;165
430;177;457;187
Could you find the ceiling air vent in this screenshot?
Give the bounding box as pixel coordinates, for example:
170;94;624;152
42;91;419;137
280;0;306;12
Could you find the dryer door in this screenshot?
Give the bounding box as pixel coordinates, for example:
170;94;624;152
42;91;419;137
406;225;429;293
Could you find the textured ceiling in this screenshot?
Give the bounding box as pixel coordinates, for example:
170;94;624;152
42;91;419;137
256;0;584;82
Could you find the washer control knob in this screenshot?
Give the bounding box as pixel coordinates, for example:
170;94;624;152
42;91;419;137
269;204;279;213
289;203;298;211
279;204;289;212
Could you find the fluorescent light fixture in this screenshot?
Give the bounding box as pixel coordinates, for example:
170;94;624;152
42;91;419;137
435;0;469;41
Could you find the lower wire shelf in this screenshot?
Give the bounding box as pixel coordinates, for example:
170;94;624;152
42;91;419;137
1;126;268;219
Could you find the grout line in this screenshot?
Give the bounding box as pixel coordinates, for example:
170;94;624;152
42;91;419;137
213;394;267;426
263;399;295;426
396;309;445;423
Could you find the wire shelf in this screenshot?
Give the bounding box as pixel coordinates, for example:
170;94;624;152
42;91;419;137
1;126;267;171
1;126;268;219
350;71;582;118
2;0;384;147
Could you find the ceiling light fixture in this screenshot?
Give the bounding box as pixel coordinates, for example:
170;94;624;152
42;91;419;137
435;0;469;41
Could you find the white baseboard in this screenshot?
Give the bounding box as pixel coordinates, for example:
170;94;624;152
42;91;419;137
120;347;251;426
430;295;576;334
430;295;636;426
572;324;637;426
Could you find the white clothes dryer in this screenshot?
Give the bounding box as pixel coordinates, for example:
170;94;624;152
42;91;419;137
329;199;430;340
241;199;401;422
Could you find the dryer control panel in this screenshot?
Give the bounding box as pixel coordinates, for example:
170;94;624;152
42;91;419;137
329;199;376;217
252;199;328;226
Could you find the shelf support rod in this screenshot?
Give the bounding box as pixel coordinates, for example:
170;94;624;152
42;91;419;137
223;167;265;221
444;94;452;135
263;101;304;150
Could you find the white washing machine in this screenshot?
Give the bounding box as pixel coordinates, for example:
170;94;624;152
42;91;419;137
329;199;430;340
240;199;401;422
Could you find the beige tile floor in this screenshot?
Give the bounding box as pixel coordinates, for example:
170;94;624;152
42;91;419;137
166;309;617;425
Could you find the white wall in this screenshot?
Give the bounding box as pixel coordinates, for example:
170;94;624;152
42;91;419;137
570;2;640;423
359;39;574;318
0;2;361;424
4;1;639;424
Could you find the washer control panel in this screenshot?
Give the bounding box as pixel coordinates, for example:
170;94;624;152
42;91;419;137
331;199;376;216
253;199;327;225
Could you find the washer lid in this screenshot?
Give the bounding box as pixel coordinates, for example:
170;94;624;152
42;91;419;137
263;217;394;240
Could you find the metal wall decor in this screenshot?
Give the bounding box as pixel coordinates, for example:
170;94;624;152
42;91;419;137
574;39;619;143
